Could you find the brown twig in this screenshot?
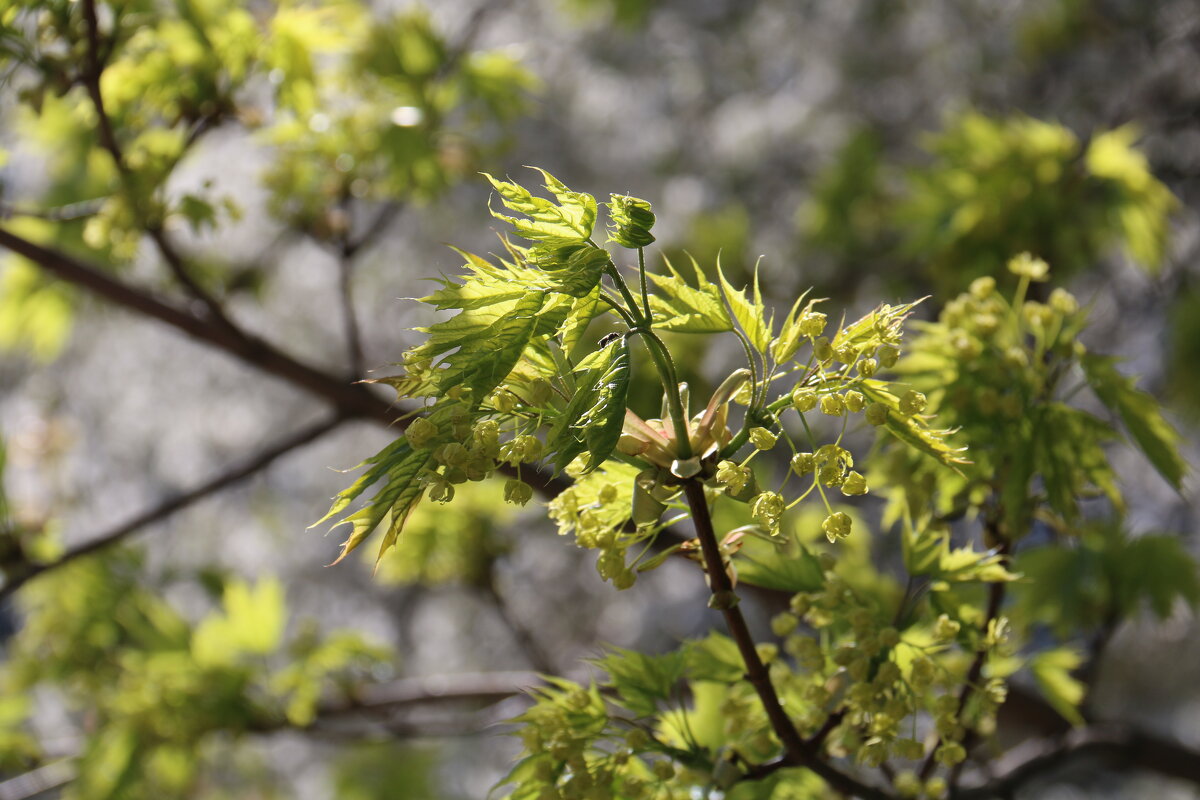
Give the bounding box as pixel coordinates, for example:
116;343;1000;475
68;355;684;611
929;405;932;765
681;479;892;800
0;415;346;601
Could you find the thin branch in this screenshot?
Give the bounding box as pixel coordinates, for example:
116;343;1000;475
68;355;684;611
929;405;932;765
0;226;396;423
311;670;540;721
681;480;891;800
1;673;540;799
954;726;1200;799
483;572;557;674
0;415;346;601
343;201;404;258
336;248;365;378
80;0;239;333
0;758;75;800
0;199;104;222
922;538;1011;782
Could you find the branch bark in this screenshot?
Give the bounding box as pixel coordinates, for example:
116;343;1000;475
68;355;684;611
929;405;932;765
681;479;892;800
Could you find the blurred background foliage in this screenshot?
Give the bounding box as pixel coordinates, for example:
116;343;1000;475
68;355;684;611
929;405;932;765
0;0;1196;797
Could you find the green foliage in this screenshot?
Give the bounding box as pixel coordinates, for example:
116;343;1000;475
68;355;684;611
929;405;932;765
1;551;387;797
805;112;1177;292
0;0;534;358
308;171;1196;800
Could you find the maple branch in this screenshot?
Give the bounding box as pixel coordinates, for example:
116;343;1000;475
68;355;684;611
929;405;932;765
954;726;1200;799
681;479;892;800
0;415;346;601
0;227;396;423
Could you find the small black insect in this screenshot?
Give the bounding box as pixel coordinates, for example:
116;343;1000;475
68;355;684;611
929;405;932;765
598;332;623;348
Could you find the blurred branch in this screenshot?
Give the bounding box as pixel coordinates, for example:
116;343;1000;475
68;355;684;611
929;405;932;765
483;571;557;674
336;248;365;378
0;673;540;800
0;415;346;601
955;726;1200;799
0;759;75;800
0;227;396;423
80;0;237;333
0;199;104;222
312;669;541;721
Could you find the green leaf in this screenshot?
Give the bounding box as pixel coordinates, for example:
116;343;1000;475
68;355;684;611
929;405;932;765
548;337;630;472
560;286;602;355
683;633;745;683
483;169;596;244
860;381;969;468
646;255;733;333
1113;534;1200;618
769;291;814;363
717;260;771;353
543;241;609;297
328;447;432;566
313;436;416;528
432;291;548;400
1029;647;1086;727
580;338;631;472
902;522;1017;584
192;578;287;665
1082;354;1187;490
607;193;656;248
735;537;825;593
592;646;687;716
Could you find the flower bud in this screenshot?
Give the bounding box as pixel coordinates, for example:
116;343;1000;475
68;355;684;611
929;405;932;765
791;387;817;412
791;452;816;475
526;377;553;407
865;403;888;426
748;427;777;450
428;478;455;503
934;614;961;641
504;479;533;506
857;358;878;377
969;276;996;299
751;491;786;528
843;390;866;413
492;391;516;413
925;777;949;800
841;471;868;496
894;771;922;798
813;336;833;362
822;511;852;542
1049;287;1078;315
436;442;470;467
771;612;799;636
406;416;438;448
820;393;846;416
876;344;900;368
898;390;927;417
799;311;827;337
1007;252;1049;281
715;460;750;494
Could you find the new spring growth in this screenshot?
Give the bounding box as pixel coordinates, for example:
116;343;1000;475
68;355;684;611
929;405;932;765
751;491;786;530
822;511;852;542
748;427;778;450
504;479;533;506
899;389;928;417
